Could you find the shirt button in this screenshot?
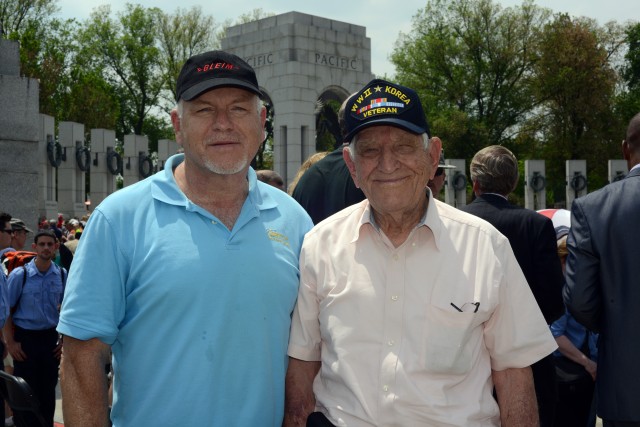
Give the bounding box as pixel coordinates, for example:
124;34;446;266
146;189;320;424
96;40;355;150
391;295;398;301
211;220;217;224
383;385;389;392
392;254;399;261
388;340;394;346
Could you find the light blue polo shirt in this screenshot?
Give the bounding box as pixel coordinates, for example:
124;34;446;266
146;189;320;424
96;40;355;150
58;154;313;426
7;259;65;330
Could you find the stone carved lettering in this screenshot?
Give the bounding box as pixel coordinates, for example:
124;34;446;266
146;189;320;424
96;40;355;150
245;53;274;68
314;53;358;70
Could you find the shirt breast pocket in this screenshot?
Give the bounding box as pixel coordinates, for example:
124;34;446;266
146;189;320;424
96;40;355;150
46;280;64;309
422;303;488;375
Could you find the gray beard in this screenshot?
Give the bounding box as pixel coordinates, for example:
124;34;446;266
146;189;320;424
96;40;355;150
203;157;248;175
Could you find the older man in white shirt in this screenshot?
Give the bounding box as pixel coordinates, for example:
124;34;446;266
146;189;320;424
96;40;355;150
284;78;557;427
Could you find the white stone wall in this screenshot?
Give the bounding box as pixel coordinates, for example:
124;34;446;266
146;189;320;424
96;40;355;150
0;39;40;229
221;11;374;183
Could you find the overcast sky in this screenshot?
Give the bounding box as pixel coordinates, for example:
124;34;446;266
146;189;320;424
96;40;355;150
56;0;639;77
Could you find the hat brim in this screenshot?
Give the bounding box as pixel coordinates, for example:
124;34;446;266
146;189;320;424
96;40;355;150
180;78;262;101
345;118;427;143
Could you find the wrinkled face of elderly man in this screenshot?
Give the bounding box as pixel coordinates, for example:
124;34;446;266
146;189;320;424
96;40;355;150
344;126;440;218
340;79;441;220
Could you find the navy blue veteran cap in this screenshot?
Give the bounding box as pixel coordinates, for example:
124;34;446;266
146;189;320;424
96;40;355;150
176;50;261;101
344;79;429;142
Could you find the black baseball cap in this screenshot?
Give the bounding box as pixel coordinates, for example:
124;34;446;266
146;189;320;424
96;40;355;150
176;50;261;101
344;79;429;142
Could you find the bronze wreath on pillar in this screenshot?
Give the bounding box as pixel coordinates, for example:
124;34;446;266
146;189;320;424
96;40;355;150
46;135;64;168
76;146;91;172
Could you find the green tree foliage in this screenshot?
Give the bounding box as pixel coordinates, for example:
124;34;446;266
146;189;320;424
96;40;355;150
315;99;342;152
10;11;119;132
156;6;220;108
77;4;165;138
0;0;57;35
534;15;624;199
617;23;640;125
392;0;551;161
392;0;631;201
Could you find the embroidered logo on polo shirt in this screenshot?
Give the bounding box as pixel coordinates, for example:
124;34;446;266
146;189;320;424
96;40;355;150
267;229;290;247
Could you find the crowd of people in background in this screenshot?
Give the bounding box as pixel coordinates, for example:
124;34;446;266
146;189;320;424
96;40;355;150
0;211;87;426
1;49;639;427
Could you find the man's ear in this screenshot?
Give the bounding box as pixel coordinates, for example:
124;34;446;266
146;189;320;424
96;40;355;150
342;146;360;188
622;139;630;161
170;109;184;147
472;179;481;196
428;137;443;179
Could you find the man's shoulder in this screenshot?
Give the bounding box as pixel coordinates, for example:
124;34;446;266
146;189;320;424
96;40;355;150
304;201;365;239
462;196;544;222
258;183;312;223
438;200;506;239
95;175;158;216
575;177;638;209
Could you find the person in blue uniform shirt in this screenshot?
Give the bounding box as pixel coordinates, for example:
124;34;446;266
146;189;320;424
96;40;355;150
4;229;66;427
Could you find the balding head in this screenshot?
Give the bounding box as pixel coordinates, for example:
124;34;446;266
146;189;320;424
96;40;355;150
623;112;640;169
627;113;640;147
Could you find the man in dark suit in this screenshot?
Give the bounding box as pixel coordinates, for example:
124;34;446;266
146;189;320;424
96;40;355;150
564;112;640;427
460;145;565;427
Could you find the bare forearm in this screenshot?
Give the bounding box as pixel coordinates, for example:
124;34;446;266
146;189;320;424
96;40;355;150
283;357;321;427
555;335;588;365
493;366;539;427
60;336;111;427
555;335;597;379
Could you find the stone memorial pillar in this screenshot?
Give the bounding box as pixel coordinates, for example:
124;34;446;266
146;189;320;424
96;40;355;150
157;139;179;170
0;39;40;228
122;135;150;187
566;160;587;209
608;159;628;183
58;122;88;218
524;160;547;210
38;114;59;220
444;159;467;207
90;129;118;208
122;135;138;187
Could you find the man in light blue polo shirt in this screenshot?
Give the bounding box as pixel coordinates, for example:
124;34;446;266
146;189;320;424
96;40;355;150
58;50;313;427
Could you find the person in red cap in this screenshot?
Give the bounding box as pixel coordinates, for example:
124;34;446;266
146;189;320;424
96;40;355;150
58;51;313;427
